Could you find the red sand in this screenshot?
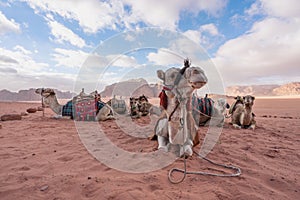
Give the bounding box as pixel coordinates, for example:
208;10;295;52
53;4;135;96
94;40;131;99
0;99;299;199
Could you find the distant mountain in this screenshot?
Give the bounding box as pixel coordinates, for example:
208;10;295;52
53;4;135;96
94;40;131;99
0;88;75;101
226;82;300;97
273;82;300;96
100;78;163;98
2;82;299;102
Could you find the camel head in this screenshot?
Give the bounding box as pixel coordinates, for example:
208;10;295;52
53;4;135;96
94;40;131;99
157;60;207;98
35;88;56;97
243;95;255;106
35;88;57;106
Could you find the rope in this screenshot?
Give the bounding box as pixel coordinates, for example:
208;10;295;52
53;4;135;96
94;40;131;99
41;97;45;117
168;150;241;184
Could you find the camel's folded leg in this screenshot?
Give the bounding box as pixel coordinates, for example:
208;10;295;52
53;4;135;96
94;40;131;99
248;119;256;130
233;124;241;129
53;114;62;119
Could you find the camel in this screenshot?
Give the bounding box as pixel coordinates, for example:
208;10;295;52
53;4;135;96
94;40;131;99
129;95;152;118
35;88;114;121
231;95;256;130
154;59;208;157
107;96;127;114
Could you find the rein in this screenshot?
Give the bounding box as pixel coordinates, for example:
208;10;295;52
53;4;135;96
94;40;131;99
164;60;241;183
168;151;242;184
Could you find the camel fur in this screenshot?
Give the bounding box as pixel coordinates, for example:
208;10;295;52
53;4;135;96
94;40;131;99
231;95;256;130
154;60;208;157
35;88;114;121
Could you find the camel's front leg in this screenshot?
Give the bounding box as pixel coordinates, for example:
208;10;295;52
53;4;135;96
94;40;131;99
179;139;193;157
52;114;62;119
155;118;169;151
96;107;115;121
233;124;242;129
157;136;169;152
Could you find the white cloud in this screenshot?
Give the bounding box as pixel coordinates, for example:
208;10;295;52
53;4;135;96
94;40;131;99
52;48;138;69
244;1;261;17
0;11;20;35
200;23;219;36
260;0;300;18
123;0;227;30
22;0;228;32
107;54;137;68
183;23;221;48
21;0;124;33
213;16;300;85
0;46;48;74
185;0;228;16
52;48;89;68
147;48;183;66
47;18;86;48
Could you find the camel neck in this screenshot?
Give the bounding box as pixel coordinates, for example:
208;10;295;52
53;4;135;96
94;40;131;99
244;104;252;113
47;95;63;115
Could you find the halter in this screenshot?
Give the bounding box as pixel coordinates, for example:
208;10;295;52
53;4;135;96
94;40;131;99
165;59;191;121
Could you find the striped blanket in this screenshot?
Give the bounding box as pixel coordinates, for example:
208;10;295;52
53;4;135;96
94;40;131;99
192;94;214;117
62;100;73;117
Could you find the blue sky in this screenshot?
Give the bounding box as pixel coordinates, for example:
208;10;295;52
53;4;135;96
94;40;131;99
0;0;299;92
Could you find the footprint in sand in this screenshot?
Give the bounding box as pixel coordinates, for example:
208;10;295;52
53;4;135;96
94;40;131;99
18;166;31;171
57;156;73;162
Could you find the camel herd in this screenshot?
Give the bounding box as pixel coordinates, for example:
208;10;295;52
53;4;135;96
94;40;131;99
35;59;256;157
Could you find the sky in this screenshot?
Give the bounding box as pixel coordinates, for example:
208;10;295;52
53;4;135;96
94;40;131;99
0;0;299;93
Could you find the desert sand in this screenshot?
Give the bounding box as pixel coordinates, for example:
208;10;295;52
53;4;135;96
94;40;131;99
0;98;299;200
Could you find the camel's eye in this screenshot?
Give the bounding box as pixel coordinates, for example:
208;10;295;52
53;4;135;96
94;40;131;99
170;73;176;79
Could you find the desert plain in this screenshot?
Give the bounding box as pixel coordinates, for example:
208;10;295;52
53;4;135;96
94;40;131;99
0;97;299;200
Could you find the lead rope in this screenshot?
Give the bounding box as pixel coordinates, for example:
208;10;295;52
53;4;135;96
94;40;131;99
168;150;241;184
41;97;45;117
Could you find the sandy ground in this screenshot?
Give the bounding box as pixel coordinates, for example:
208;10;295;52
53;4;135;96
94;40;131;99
0;98;299;200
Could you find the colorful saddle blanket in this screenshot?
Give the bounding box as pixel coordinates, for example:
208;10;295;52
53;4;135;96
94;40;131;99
192;94;214;116
62;100;105;118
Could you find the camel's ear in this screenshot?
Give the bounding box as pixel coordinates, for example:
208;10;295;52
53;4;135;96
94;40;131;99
157;70;165;81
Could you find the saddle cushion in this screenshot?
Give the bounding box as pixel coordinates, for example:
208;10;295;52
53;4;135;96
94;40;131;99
192;94;214;116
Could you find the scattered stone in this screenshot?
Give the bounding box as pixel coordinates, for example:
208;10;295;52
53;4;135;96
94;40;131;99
87;176;92;180
0;124;2;129
40;185;49;191
21;112;29;116
1;114;22;121
27;108;37;113
37;107;44;111
32;153;36;156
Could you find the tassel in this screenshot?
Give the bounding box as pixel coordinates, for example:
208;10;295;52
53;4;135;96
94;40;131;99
159;90;168;110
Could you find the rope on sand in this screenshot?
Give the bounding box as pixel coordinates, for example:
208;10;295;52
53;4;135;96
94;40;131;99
168;151;241;184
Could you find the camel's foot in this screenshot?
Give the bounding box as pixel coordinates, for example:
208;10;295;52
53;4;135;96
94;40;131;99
248;124;255;130
179;145;193;158
157;136;169;152
158;145;169;152
233;124;241;129
130;114;140;119
53;115;62;119
108;115;115;120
